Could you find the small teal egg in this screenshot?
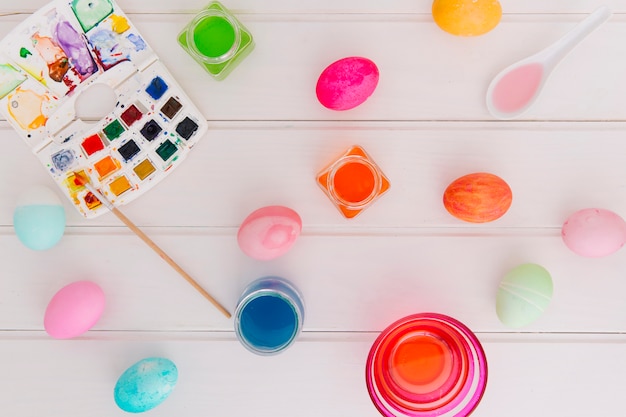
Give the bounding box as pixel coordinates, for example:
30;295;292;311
114;357;178;413
13;185;65;250
496;263;553;328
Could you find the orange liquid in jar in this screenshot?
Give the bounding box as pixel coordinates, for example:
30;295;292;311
332;160;376;204
316;145;390;218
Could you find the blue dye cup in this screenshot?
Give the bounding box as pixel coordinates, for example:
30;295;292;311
234;277;305;355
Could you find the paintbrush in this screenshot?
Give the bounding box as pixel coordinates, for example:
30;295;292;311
73;171;231;318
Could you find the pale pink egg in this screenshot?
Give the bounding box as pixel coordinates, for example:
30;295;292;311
561;208;626;257
237;206;302;260
44;280;105;339
316;57;379;111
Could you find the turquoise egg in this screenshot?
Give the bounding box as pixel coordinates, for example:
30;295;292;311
13;185;66;250
496;263;553;328
114;357;178;413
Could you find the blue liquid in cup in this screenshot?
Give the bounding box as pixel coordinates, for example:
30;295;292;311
235;277;304;355
239;294;297;350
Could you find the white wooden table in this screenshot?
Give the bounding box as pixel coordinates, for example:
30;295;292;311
1;1;626;415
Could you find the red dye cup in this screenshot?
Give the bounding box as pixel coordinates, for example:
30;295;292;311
366;313;487;417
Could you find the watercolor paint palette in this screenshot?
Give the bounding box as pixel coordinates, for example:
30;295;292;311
0;0;207;218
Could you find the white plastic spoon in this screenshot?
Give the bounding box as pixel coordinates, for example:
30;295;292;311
486;6;612;120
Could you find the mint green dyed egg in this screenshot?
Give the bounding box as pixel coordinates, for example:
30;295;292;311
496;263;553;328
13;185;66;250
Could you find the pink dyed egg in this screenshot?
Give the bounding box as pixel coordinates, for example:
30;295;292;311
562;208;626;257
237;206;302;260
44;280;105;339
316;57;379;111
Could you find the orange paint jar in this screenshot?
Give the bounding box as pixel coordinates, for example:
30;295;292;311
317;145;390;218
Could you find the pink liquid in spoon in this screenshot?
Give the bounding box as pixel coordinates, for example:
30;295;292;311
491;63;544;113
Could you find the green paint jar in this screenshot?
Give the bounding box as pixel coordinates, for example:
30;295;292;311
178;2;254;80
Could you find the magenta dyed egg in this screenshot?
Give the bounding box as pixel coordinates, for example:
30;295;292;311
562;208;626;257
237;206;302;260
316;57;379;111
44;280;105;339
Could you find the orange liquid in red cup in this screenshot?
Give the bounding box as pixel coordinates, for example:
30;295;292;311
366;313;487;417
390;335;451;391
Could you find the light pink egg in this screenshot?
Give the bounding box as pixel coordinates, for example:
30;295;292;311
316;56;379;111
44;280;105;339
237;206;302;260
562;208;626;257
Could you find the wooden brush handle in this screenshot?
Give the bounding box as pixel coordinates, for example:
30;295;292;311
111;207;232;319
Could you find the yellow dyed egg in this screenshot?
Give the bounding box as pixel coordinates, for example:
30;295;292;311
432;0;502;37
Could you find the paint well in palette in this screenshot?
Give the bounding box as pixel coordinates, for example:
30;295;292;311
175;117;199;140
134;159;156;180
66;170;87;192
103;119;125;140
118;139;140;161
127;34;146;51
109;175;132;196
93;155;120;178
51;149;75;171
81;134;105;156
88;30;128;70
8;87;49;130
140;119;162;141
161;97;182;119
55;20;96;78
120;104;143;127
0;64;26;98
145;76;168;100
84;191;101;209
31;33;70;82
155;139;178;161
110;14;130;34
71;0;114;32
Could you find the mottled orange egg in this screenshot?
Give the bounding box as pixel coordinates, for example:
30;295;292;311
443;172;512;223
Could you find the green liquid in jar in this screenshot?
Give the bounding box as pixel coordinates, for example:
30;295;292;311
178;1;255;80
192;16;236;58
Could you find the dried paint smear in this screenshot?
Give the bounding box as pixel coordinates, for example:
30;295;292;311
8;87;49;130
